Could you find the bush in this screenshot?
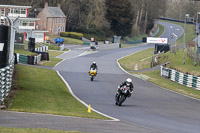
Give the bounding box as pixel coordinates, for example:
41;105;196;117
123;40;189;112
60;32;83;40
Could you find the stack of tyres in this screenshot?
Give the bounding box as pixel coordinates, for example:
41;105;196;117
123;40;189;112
27;56;35;65
28;38;35;52
35;51;49;61
0;25;10;68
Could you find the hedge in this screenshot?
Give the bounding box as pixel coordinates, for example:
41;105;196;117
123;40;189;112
60;32;83;40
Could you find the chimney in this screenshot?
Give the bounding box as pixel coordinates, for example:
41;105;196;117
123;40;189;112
44;2;48;8
57;3;61;8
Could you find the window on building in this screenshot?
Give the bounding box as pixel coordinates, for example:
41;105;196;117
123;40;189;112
21;9;26;14
55;19;57;24
8;8;12;14
13;8;20;14
29;21;34;26
0;19;5;25
1;9;5;16
22;21;28;26
54;27;57;33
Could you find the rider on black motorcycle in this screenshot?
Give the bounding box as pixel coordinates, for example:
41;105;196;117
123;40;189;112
119;78;133;95
116;78;134;99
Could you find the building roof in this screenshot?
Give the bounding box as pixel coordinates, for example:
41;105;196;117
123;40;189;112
18;18;40;21
47;7;66;18
0;5;31;8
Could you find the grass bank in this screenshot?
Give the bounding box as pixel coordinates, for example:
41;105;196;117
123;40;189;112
118;48;200;99
40;50;65;67
159;20;195;46
118;48;154;71
7;64;109;120
155;24;165;37
0;127;79;133
48;35;83;45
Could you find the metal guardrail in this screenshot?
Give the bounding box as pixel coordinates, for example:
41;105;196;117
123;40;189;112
159;17;195;24
16;53;41;65
124;40;143;45
35;46;48;52
161;66;200;90
0;58;14;105
59;44;65;51
124;25;159;45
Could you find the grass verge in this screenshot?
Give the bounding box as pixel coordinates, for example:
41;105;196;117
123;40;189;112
0;127;79;133
40;50;65;67
7;64;109;120
118;48;200;99
14;49;37;56
159;20;195;46
118;48;154;71
155;23;165;37
131;70;200;99
48;35;83;45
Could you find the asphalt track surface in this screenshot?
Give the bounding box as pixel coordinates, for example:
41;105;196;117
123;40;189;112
1;21;200;133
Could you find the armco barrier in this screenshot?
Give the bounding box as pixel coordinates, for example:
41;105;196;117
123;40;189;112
59;44;65;51
16;53;41;65
159;17;194;24
124;40;142;45
161;66;200;90
124;25;159;45
0;58;14;105
35;45;48;52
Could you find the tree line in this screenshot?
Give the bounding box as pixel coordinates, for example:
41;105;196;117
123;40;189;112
1;0;167;38
165;0;200;22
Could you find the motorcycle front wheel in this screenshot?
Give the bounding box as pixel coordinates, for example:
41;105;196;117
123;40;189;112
91;76;94;81
118;95;126;106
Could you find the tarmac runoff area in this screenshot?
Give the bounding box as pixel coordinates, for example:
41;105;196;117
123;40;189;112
0;111;164;133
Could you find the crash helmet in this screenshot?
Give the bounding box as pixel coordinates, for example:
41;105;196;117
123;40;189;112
126;78;132;86
93;62;96;65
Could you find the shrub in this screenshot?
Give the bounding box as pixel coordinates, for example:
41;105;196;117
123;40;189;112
60;32;83;40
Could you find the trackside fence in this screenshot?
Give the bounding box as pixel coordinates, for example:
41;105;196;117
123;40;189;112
35;45;48;52
161;66;200;90
15;53;41;65
0;58;14;105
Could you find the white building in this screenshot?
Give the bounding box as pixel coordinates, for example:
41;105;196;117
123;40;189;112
0;5;48;43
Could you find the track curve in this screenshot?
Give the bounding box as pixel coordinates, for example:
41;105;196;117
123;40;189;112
55;21;200;133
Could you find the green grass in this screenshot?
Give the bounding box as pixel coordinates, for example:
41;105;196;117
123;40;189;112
0;127;79;133
124;34;147;41
45;43;60;50
118;47;200;99
48;35;83;45
159;20;195;46
155;24;165;37
40;51;64;67
7;65;109;120
14;49;37;56
159;50;200;76
118;48;154;71
131;70;200;99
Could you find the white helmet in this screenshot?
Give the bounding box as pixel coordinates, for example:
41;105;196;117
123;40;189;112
126;78;132;86
93;62;96;65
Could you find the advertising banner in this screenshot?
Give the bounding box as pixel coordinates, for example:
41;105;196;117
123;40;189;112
147;37;168;44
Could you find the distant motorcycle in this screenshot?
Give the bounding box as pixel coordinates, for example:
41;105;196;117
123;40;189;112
89;67;97;81
115;85;131;106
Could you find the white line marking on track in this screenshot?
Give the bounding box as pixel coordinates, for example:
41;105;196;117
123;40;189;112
56;71;120;121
